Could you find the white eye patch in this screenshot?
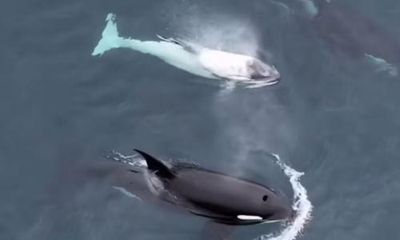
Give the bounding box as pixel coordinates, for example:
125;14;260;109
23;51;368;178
237;215;263;221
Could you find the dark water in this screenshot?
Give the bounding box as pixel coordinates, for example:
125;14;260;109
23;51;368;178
1;0;399;239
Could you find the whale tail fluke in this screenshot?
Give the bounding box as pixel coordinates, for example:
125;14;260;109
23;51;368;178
92;13;125;56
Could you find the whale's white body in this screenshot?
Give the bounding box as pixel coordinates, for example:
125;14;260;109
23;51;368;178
92;14;280;88
198;49;256;80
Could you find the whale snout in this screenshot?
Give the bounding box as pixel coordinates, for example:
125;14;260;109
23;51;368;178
260;189;293;223
262;66;281;84
249;61;281;86
267;205;294;222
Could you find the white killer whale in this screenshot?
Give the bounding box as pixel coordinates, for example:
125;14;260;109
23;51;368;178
92;13;280;88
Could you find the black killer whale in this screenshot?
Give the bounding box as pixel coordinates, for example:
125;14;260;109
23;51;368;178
100;149;293;227
299;0;400;75
313;0;400;61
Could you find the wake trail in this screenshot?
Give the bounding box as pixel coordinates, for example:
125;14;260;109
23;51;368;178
256;154;313;240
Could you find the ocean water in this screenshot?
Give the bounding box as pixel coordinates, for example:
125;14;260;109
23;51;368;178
1;0;399;240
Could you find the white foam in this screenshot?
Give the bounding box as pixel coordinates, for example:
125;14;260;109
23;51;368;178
172;9;261;57
297;0;319;17
269;0;291;13
256;154;313;240
144;170;166;197
112;186;142;201
109;151;147;168
365;54;398;77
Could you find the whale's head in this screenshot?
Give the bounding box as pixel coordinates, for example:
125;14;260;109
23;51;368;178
169;168;294;225
255;188;294;223
226;183;293;225
247;59;280;85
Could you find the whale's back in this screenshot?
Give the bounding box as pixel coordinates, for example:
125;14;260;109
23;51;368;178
198;49;252;80
313;2;400;63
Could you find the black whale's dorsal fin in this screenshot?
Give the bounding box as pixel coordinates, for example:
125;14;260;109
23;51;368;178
134;149;175;179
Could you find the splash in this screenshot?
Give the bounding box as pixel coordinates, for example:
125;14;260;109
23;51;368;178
365;54;399;77
269;0;292;13
112;186;142;201
256;154;313;240
297;0;319;17
169;5;261;57
108;150;147;168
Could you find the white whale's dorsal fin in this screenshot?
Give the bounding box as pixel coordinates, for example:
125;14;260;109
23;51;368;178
156;34;199;54
156;34;180;44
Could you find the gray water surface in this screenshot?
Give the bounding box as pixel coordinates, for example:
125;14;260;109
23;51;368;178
1;0;399;239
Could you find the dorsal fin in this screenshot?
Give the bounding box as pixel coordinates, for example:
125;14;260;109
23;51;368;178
156;34;181;45
156;34;198;54
134;149;175;179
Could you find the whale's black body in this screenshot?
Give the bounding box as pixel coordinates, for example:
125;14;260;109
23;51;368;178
306;0;400;64
99;150;292;227
298;0;400;65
